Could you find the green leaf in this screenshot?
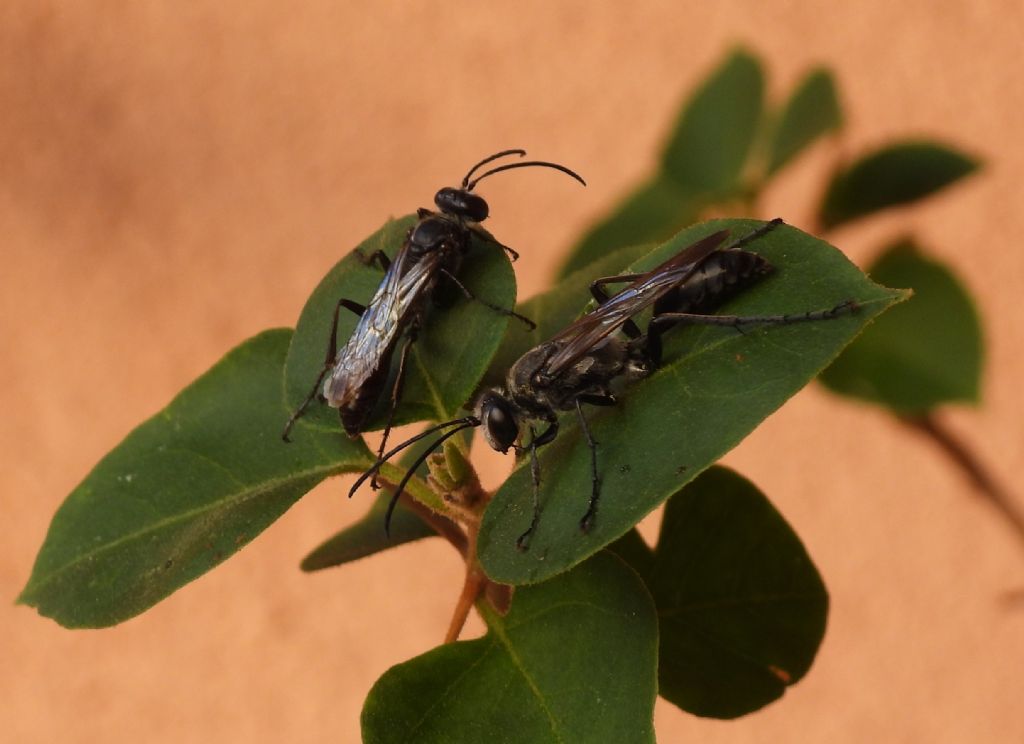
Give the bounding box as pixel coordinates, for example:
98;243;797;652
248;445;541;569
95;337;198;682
361;552;657;744
19;330;370;628
478;219;906;585
300;489;435;571
283;215;518;438
819;142;980;230
300;422;476;571
767;68;843;175
558;176;698;279
557;50;764;280
819;239;982;412
661;48;764;197
608;469;827;717
486;240;657;389
651;467;826;718
606;528;654;582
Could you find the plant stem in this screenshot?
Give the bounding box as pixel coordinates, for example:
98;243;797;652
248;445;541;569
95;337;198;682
901;413;1024;550
398;491;469;558
445;566;485;643
440;465;492;643
393;450;505;642
442;514;512;641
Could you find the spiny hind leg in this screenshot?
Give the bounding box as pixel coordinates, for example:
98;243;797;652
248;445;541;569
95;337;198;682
651;299;859;333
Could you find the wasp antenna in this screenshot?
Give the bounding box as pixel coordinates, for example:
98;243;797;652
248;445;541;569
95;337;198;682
466;161;587;191
383;420;480;537
348;416;480;498
461;149;528;188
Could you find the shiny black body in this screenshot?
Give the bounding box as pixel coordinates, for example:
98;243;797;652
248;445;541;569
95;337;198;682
282;150;586;463
476;224;776;547
477;219;854;548
485;237;777;442
352;218;854;544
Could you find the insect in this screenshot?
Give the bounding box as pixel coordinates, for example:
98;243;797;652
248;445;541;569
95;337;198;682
281;150;586;474
354;219;857;547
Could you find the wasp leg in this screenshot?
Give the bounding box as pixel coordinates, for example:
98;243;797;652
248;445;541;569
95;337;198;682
354;249;391;272
491;238;520;262
281;297;366;442
651;299;859;334
439;268;536;330
338;299;367;316
645;317;667;367
588;272;646;339
516;420;559;551
574;393;616;533
589;273;644;304
371;330;418;490
466;224;519;262
723;217;784;251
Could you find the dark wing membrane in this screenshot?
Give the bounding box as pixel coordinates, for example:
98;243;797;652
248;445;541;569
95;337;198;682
323;246;443;406
542;230;731;376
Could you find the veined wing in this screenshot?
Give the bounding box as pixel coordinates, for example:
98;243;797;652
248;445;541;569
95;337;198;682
323;246;442;405
542;230;731;376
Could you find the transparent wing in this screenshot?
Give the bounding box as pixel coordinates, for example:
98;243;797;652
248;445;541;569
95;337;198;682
542;230;731;376
323;246;442;405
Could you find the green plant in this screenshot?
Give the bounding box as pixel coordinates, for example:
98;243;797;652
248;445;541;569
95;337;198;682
19;47;992;742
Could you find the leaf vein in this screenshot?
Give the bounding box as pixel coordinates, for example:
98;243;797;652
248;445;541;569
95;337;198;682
24;460;349;597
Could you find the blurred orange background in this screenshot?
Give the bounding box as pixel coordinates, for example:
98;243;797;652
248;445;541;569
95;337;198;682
4;3;1023;741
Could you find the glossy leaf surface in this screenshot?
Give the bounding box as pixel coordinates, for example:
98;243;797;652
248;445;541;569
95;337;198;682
614;467;828;718
300;489;435;571
361;552;657;744
478;220;905;584
20;330;368;627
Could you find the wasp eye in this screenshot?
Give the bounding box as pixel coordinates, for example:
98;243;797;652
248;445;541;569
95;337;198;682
478;393;518;453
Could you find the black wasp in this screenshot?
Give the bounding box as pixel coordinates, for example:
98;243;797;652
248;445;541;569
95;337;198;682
282;150;586;477
353;218;857;548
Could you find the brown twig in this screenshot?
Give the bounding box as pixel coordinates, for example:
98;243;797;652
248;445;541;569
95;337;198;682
385;460;503;642
901;413;1024;549
445;567;487;643
442;513;512;641
391;488;469;557
440;475;494;644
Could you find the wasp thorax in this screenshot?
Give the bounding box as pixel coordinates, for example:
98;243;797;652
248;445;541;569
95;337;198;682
435;187;489;222
476;390;519;453
408;217;454;254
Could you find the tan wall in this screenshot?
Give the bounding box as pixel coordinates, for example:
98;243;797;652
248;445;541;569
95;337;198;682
3;2;1023;741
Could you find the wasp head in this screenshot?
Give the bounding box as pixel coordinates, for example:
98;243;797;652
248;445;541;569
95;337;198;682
476;389;519;454
434;187;489;223
434;149;585;226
